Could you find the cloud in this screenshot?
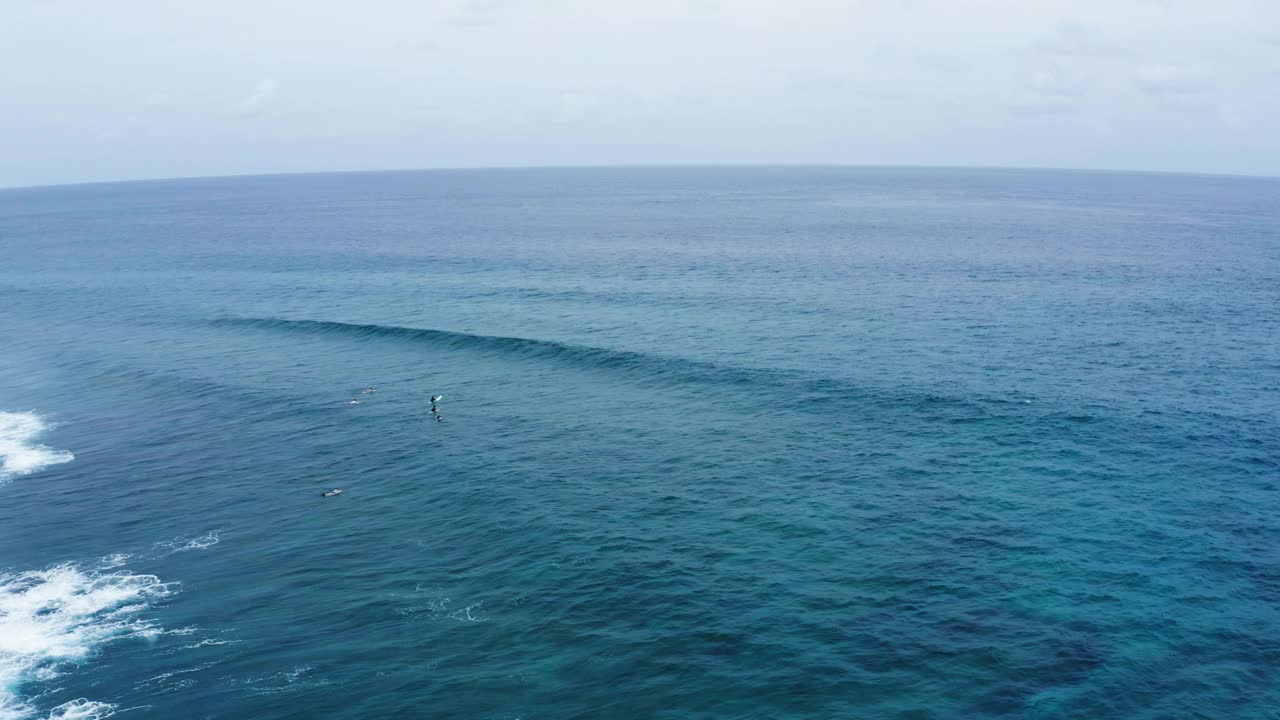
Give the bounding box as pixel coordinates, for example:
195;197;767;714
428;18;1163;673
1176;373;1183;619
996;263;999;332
1003;64;1088;119
144;92;174;108
1035;23;1130;59
556;92;598;121
778;69;911;104
234;79;278;117
1005;98;1078;117
782;69;849;92
446;0;530;27
913;50;971;74
1156;97;1218;113
1024;67;1088;98
1135;65;1211;94
863;44;970;73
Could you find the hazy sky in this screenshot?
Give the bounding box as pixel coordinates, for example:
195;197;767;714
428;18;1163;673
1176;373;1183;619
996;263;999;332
4;0;1279;187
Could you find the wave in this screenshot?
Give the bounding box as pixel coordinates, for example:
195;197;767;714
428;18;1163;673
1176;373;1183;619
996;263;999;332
209;317;1035;419
0;412;74;483
210;317;766;387
44;357;306;416
0;563;174;720
207;317;1263;445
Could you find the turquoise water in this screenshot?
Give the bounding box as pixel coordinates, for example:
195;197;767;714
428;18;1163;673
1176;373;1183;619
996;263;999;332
1;167;1278;719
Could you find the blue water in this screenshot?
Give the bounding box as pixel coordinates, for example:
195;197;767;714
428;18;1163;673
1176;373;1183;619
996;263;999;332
1;167;1278;719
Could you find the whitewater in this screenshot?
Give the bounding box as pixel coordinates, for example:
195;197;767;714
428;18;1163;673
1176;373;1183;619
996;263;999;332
0;563;172;720
0;413;73;482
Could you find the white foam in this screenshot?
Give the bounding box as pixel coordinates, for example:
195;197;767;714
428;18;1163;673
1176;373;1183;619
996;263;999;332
152;531;220;556
93;557;128;572
238;665;329;696
179;639;239;650
449;602;487;623
132;661;220;692
45;699;116;720
0;564;173;720
0;413;74;483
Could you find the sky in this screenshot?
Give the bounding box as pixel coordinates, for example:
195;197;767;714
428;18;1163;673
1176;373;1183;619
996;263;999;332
3;0;1279;187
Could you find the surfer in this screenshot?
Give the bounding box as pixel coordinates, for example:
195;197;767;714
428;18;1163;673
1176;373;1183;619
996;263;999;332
322;489;343;497
349;399;361;405
362;387;376;394
431;395;444;403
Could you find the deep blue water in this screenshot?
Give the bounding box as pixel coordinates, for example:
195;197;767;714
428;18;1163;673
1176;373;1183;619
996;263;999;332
1;167;1278;719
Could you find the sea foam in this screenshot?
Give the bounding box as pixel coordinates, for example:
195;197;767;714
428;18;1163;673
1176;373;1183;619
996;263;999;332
0;413;74;482
152;531;220;556
0;564;172;720
44;699;118;720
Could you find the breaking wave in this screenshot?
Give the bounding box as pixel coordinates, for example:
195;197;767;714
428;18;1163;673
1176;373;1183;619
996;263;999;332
0;413;74;483
0;563;173;720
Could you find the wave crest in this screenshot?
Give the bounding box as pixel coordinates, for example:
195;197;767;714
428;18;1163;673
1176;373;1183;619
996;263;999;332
0;563;173;719
0;412;74;482
210;317;753;386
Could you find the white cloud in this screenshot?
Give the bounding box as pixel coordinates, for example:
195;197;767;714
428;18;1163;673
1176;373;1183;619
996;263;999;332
1135;65;1211;94
144;91;174;108
1005;98;1078;117
446;0;535;27
556;92;598;121
1035;23;1130;59
234;79;278;117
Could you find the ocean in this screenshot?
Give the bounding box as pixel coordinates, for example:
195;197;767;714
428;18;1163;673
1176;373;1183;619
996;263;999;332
1;167;1277;719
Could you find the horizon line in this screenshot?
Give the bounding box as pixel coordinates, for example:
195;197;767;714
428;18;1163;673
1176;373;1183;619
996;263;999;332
3;161;1277;193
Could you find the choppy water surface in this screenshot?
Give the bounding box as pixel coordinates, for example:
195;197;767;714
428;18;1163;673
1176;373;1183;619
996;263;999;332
1;167;1278;719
